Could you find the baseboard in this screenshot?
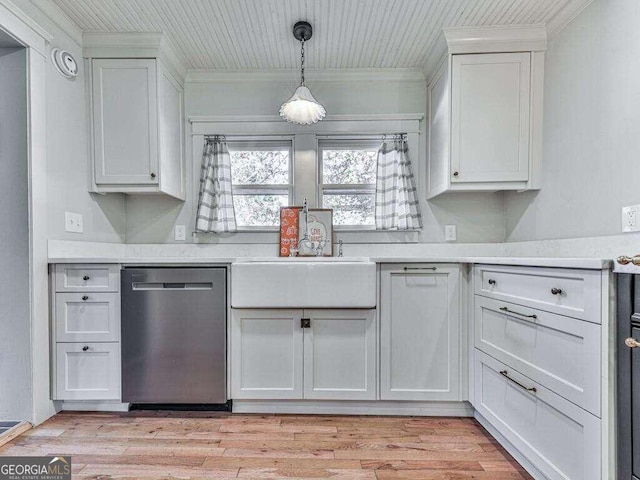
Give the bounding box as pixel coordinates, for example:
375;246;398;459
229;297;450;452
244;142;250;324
475;412;547;480
232;400;474;416
0;422;31;447
60;401;130;412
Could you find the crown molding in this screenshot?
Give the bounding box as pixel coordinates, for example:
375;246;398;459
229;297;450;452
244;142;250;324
31;0;83;46
185;68;426;84
546;0;596;38
82;31;187;80
189;114;424;124
0;0;53;56
444;24;547;54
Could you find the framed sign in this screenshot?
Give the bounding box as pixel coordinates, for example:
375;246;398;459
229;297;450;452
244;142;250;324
279;206;301;256
298;209;333;257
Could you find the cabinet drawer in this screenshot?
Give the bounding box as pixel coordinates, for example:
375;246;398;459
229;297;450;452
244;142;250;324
55;343;121;400
475;264;601;323
475;296;601;415
474;350;600;480
55;293;120;343
55;264;119;292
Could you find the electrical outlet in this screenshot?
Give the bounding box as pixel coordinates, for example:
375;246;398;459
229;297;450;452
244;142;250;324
622;205;640;232
445;225;457;242
64;212;83;233
174;225;186;241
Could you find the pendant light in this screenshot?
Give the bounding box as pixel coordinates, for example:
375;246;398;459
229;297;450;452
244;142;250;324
279;21;326;125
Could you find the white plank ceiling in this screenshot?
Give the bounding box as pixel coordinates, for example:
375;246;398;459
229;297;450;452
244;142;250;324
51;0;585;72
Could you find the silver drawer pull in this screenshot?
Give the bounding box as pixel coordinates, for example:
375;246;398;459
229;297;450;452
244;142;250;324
500;370;537;393
403;267;437;271
625;338;640;348
499;306;537;320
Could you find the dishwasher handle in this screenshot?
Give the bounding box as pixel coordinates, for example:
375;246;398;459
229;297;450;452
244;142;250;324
131;282;214;291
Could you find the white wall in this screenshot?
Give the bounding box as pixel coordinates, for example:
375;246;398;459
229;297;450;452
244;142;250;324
0;46;31;421
125;76;506;244
506;0;640;241
16;0;126;244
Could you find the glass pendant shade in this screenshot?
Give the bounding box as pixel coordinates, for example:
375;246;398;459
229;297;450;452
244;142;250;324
279;85;326;125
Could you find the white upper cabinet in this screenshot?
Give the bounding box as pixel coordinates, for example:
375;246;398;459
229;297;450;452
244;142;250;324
84;33;185;200
92;58;159;186
427;26;546;198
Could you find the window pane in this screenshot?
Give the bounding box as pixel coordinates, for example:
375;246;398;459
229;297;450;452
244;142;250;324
323;194;375;226
233;194;288;227
322;149;377;185
230;149;289;185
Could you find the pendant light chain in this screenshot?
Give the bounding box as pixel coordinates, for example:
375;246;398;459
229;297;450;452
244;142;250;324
300;38;305;86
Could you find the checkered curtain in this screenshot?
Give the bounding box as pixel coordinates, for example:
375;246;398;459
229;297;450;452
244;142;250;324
196;137;237;233
375;138;422;231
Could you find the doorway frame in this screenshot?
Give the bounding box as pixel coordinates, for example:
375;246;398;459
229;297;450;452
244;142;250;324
0;0;53;425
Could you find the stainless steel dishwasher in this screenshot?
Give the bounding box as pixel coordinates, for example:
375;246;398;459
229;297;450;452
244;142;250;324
121;267;227;405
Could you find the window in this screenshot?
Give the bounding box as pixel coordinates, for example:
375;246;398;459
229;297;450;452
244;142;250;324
228;140;293;229
319;140;379;228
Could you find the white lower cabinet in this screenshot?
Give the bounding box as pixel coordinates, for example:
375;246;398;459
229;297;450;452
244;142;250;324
51;263;122;402
230;309;304;399
379;264;461;401
474;350;600;480
55;343;121;401
231;308;376;400
304;309;376;400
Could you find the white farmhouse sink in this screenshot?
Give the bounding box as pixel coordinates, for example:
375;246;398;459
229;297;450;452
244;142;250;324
231;258;376;308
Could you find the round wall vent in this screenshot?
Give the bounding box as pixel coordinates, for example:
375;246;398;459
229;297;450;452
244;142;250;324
51;48;78;78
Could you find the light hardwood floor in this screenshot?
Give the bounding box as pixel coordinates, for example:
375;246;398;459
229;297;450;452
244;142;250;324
0;412;533;479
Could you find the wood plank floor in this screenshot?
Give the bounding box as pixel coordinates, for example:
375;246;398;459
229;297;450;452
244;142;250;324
0;411;533;479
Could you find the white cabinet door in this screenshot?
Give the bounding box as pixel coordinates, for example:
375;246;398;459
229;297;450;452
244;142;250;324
380;264;461;401
303;309;376;400
55;343;120;400
231;309;304;399
451;53;531;183
92;58;158;185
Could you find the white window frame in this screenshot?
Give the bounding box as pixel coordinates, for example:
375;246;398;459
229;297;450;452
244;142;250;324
318;139;380;231
227;138;294;232
190;115;422;244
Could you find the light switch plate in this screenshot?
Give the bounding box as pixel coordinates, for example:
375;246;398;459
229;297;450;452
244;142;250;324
174;225;186;241
65;212;83;233
622;205;640;233
445;225;457;242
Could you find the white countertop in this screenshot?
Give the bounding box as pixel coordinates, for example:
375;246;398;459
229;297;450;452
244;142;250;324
47;255;611;269
46;239;617;270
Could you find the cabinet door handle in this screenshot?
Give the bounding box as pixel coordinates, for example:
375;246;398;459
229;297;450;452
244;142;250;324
551;288;563;295
453;171;459;177
499;306;537;320
625;338;640;348
81;295;89;301
488;279;496;285
403;267;437;271
500;370;537;393
82;346;89;351
150;173;156;179
83;275;90;281
301;318;311;328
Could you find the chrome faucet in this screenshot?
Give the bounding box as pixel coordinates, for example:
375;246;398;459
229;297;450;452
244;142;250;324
301;198;309;241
